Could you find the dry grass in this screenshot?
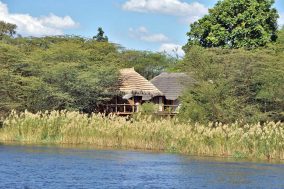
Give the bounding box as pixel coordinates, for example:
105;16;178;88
1;110;284;160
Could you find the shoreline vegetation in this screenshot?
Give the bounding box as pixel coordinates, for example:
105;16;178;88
1;111;283;161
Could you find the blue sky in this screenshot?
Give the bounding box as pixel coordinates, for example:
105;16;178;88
1;0;284;55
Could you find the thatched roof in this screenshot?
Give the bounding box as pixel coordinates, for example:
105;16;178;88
119;68;163;96
151;72;195;100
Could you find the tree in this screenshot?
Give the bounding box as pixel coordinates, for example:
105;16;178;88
120;50;174;79
93;27;108;42
0;35;120;115
185;0;279;49
178;44;284;123
0;21;17;39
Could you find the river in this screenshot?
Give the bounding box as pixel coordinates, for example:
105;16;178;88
0;144;283;189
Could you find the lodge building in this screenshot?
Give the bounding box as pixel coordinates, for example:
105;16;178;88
106;68;194;116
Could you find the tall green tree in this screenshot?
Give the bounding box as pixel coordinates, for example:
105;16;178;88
93;27;108;42
0;21;17;39
120;50;174;80
185;0;279;49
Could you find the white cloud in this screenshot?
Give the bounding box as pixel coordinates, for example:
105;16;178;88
0;1;79;36
39;13;78;29
159;43;185;57
122;0;208;23
279;12;284;27
129;26;169;42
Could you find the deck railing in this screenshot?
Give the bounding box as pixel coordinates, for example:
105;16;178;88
163;105;180;113
105;104;179;115
106;104;138;115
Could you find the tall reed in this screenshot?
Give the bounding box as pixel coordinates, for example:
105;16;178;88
1;110;283;160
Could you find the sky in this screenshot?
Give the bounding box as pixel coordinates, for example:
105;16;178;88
1;0;284;56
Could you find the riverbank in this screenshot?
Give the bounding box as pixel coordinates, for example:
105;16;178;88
1;111;283;160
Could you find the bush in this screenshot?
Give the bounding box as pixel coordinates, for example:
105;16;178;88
139;102;158;115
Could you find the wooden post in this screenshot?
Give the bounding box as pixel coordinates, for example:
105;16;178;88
136;103;139;112
115;96;118;113
123;103;126;112
158;97;164;112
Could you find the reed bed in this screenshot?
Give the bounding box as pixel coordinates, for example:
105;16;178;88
1;110;284;160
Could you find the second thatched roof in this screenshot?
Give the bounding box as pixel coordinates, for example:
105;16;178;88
151;72;195;100
118;68;163;96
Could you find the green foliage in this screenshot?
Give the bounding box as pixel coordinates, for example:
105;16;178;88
93;27;108;42
140;102;158;115
178;44;284;123
0;35;120;115
0;21;17;39
120;50;174;79
185;0;279;49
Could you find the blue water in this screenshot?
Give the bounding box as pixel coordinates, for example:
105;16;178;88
0;144;283;189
